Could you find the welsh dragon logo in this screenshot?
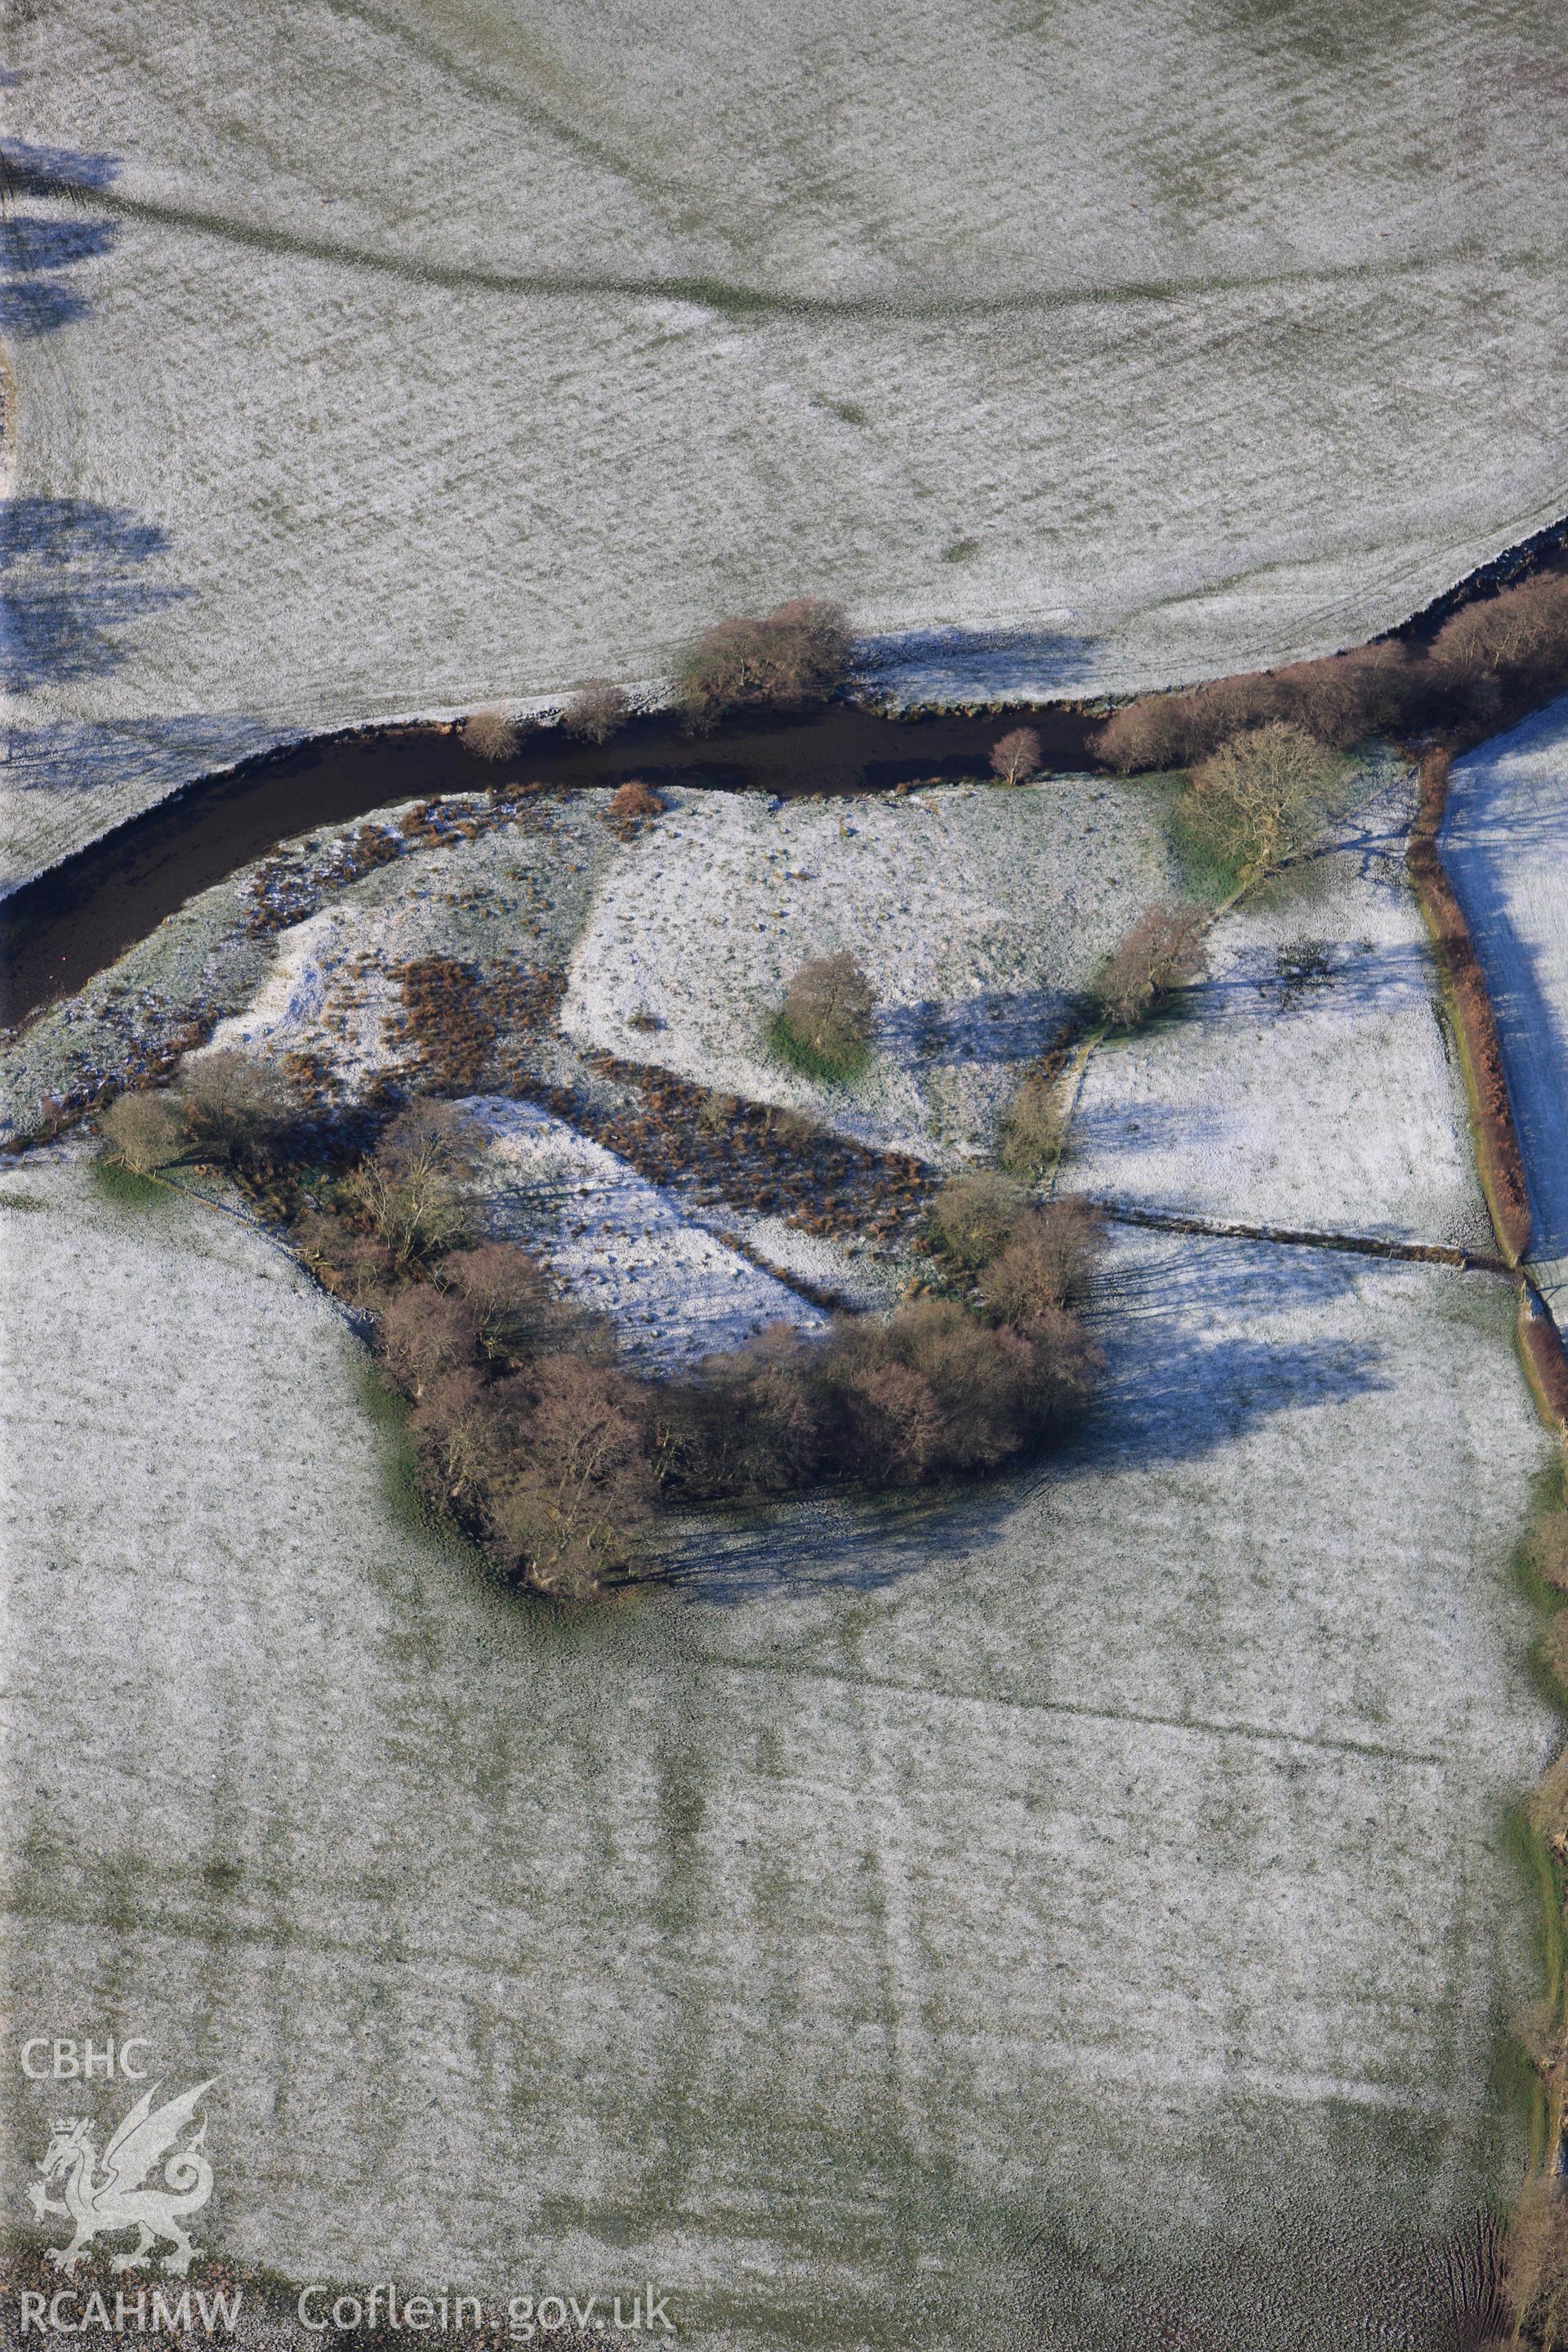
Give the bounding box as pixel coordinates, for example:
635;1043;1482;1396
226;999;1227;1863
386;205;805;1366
29;2081;215;2277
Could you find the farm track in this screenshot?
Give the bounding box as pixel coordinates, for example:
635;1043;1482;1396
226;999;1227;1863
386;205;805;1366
23;165;1535;325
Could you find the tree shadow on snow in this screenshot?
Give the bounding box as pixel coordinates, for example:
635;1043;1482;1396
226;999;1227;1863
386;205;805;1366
854;626;1102;705
876;987;1073;1070
1068;1097;1230;1158
0;498;189;692
5;140;121;197
1076;1232;1389;1472
666;1237;1388;1605
1210;937;1436;1018
1;143;121;338
1441;785;1568;1260
0;216;118;336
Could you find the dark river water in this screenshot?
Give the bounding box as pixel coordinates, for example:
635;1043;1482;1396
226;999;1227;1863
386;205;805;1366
0;698;1098;1027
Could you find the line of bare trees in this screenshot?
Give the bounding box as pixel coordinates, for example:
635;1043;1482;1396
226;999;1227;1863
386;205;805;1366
1093;564;1568;773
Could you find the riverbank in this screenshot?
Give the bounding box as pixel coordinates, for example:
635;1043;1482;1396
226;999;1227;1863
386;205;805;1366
0;700;1102;1030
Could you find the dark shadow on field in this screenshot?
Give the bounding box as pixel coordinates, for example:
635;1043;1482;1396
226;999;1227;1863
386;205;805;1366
1;143;121;338
0;216;116;336
855;625;1100;706
662;1480;1025;1607
1076;1232;1387;1470
4;140;121;196
876;987;1071;1069
1069;1097;1227;1156
1441;768;1568;1259
668;1234;1386;1605
1212;936;1437;1014
0;499;189;691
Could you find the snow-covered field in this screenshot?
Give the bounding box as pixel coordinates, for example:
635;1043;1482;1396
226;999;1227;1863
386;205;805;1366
7;0;1568;883
0;1149;1549;2349
1071;767;1495;1248
562;778;1175;1160
467;1097;825;1365
2;752;1558;2341
1442;698;1568;1319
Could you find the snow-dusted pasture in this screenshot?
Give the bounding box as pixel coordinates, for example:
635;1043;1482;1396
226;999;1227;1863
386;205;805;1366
1442;699;1568;1319
1071;768;1496;1249
203;798;614;1090
466;1098;825;1365
8;0;1568;880
0;792;616;1140
563;778;1176;1160
0;1141;1551;2348
0;722;1559;2337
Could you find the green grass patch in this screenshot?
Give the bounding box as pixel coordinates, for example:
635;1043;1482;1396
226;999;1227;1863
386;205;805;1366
1168;787;1247;900
765;1009;871;1086
1499;1802;1565;2172
1510;1460;1568;1715
89;1157;178;1213
348;1351;445;1541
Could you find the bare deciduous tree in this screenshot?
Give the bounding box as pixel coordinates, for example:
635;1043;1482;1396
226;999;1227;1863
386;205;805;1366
178;1049;298;1164
485;1356;653;1597
929;1171;1025;1270
1182;720;1339;880
347;1099;481;1263
462;707;519;761
379;1285;483;1396
777;949;876;1072
564;680;631;743
439;1241;580;1363
1432;571;1568;687
978;1199;1103;1322
996;1070;1066;1178
990;726;1043;786
1093;904;1209;1028
100;1089;185;1175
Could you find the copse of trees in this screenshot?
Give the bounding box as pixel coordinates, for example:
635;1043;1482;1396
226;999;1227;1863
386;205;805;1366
675;597;853;723
344;1099;480;1263
977;1196;1102;1320
927;1174;1103;1309
1428;569;1568;716
653;1293;1102;1502
111;1040;1102;1602
99;1052;301;1178
339;1138;1107;1593
1092;643;1415;773
383;1250;1104;1591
